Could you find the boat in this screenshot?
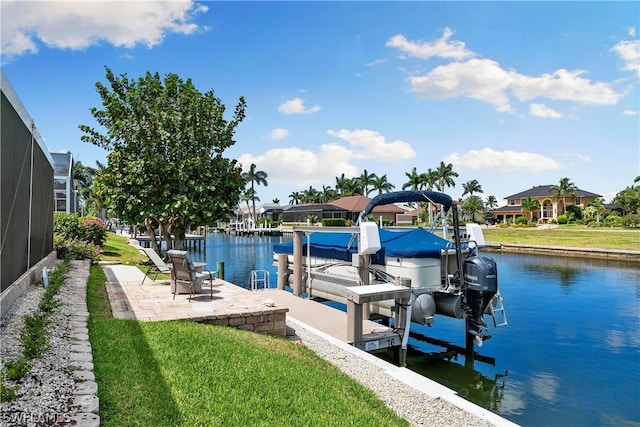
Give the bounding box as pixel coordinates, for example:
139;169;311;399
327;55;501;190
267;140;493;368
273;190;507;353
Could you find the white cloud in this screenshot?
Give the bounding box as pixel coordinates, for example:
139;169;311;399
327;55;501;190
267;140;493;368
0;0;206;59
326;129;416;161
386;27;474;60
278;97;321;115
238;145;357;187
366;59;385;67
391;28;627;112
511;69;627;104
409;59;514;112
628;27;637;38
529;103;563;119
444;147;562;172
611;39;640;77
623;109;639;115
268;128;289;140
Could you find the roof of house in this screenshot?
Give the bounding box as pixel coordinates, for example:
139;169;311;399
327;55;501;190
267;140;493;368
283;203;348;213
330;195;406;213
504;185;601;199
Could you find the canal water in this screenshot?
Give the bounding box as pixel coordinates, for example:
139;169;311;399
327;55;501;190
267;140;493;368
189;233;640;426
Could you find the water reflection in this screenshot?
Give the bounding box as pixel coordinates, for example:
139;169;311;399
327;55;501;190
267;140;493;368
521;262;581;287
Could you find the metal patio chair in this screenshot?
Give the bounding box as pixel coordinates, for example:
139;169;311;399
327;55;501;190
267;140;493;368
166;250;216;302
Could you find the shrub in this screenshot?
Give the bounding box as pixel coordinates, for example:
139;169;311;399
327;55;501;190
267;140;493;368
515;217;529;225
321;218;346;227
498;222;510;228
54;236;100;262
81;217;107;246
53;212;81;239
557;214;568;224
54;213;107;247
621;214;639;228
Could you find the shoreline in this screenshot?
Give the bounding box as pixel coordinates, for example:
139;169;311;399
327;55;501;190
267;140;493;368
483;242;640;262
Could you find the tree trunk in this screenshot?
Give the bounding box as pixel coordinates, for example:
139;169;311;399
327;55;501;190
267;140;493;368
144;222;162;257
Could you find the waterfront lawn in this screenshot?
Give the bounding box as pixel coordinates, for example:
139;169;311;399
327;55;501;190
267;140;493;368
482;225;640;251
87;265;407;426
100;233;146;264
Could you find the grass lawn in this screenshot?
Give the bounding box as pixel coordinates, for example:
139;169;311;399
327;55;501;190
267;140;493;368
100;233;146;264
482;225;640;251
87;265;407;426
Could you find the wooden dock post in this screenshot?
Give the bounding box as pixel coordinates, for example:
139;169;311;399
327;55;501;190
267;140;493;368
277;254;288;290
293;231;303;296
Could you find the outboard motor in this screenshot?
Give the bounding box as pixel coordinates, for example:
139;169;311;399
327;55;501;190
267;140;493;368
463;256;498;344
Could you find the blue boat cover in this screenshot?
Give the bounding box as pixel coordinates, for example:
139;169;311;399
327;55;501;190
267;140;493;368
273;228;449;265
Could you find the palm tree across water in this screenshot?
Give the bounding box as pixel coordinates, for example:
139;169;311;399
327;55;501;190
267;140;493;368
521;196;541;220
550;177;577;215
241;163;268;224
372;174;395;195
289;191;302;205
434;161;458;192
357;169;378;196
485;195;498;210
462;179;483;197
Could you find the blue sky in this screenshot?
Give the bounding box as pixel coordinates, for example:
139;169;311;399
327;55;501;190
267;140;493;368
2;1;638;205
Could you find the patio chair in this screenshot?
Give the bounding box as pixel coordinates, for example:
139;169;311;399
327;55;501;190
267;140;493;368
139;247;172;286
167;250;217;302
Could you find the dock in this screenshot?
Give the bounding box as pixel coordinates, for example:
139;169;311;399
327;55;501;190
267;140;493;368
135;233;206;250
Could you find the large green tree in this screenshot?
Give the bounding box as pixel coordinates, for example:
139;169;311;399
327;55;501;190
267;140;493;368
80;67;246;251
241;163;268;225
614;182;640;215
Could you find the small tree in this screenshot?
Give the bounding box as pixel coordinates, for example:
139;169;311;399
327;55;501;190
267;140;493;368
80;67;246;251
521;196;540;220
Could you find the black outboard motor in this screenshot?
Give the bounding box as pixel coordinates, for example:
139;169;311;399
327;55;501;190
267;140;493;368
463;256;498;343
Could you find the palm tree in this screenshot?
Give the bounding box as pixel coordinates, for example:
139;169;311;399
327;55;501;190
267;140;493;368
320;185;338;203
462;179;483;197
550;177;577;215
241;163;268;224
272;198;280;205
302;186;320;203
485;195;498;210
357;169;378;196
402;167;426;191
240;188;258;226
335;174;362;196
372;174;395;195
288;191;302;205
521;196;541;220
434;161;458;192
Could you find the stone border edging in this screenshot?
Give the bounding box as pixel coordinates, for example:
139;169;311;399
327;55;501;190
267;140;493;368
66;260;100;427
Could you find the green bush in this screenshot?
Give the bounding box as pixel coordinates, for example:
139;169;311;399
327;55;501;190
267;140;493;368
321;218;347;227
54;212;82;239
621;214;640;228
557;214;568;224
54;213;107;247
515;216;529;225
54;236;100;262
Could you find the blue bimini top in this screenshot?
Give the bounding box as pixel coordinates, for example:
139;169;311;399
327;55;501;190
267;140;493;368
273;228;449;265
